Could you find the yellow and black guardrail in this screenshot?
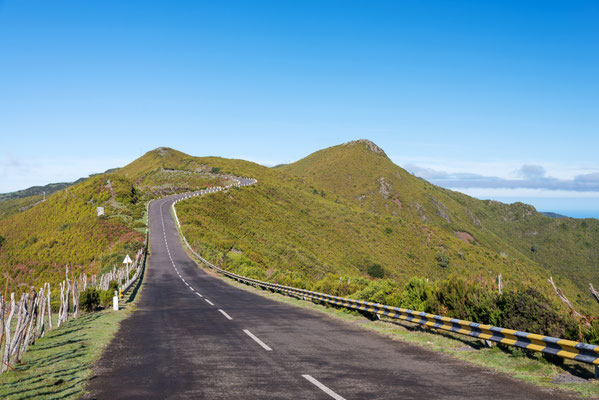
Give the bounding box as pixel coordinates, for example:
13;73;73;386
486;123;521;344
195;250;599;370
173;179;599;375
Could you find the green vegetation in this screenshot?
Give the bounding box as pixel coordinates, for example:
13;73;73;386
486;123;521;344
79;287;100;312
2;141;599;394
169;140;599;344
445;195;599;313
0;174;144;292
367;263;384;278
0;147;226;295
0;277;141;399
0;195;44;220
0;178;86;202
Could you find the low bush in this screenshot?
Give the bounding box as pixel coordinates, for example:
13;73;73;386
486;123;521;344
99;290;114;307
107;280;119;292
399;277;439;313
79;287;100;312
583;320;599;345
436;253;450;268
367;263;385;279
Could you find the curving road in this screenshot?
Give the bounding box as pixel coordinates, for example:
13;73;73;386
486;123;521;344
86;182;573;399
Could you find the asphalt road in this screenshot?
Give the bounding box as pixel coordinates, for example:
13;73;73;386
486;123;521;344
86;184;574;399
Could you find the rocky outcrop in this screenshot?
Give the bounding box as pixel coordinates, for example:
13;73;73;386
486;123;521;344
343;139;387;157
377;177;392;198
430;196;451;223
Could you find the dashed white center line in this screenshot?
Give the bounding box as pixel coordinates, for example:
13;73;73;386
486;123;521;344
196;292;203;298
302;375;346;400
218;309;232;320
205;298;215;306
243;329;272;351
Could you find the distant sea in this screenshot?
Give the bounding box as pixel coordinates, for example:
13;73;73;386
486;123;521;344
545;210;599;220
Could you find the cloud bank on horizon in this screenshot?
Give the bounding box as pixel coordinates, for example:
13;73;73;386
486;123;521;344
404;163;599;193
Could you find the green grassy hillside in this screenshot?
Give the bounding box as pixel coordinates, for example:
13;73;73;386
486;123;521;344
0;195;44;220
0;174;144;292
173;147;595;324
0;177;90;220
275;140;599;314
0;179;86;202
447;192;599;312
2;142;597;333
0;147;225;293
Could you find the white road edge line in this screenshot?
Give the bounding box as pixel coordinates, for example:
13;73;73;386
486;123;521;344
218;309;232;320
205;298;214;306
302;375;346;400
243;329;272;351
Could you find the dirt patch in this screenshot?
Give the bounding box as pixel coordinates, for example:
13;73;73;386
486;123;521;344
393;197;402;210
552;373;587;384
455;231;474;243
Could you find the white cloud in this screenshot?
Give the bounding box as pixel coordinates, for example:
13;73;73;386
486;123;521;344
456;188;599;199
516;164;546;179
399;157;599;194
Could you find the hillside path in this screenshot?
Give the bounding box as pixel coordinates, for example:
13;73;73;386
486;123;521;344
86;184;574;399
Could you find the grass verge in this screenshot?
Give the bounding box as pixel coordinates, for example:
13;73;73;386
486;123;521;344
0;277;143;399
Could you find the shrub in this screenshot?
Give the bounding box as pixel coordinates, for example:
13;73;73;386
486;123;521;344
79;287;100;312
99;289;115;307
107;280;119;292
0;234;4;250
584;320;599;345
132;220;146;229
436;276;501;324
352;279;400;306
384;227;392;235
497;288;579;340
436;253;450;268
129;269;136;280
399;277;438;313
367;263;385;279
211;167;221;173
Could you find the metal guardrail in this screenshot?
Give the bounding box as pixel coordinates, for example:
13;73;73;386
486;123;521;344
172;178;599;374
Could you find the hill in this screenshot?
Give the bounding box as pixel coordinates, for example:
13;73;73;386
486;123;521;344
541;211;568;219
277;140;599;313
172;142;597;323
0;147;228;293
0;179;86;203
0;178;88;220
2;142;597;334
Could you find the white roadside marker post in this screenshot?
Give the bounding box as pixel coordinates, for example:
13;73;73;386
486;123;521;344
113;290;119;310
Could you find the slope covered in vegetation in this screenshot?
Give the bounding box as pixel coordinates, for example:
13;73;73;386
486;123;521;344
0;147;227;293
446;192;599;313
172;142;597;338
0;174;145;292
2;142;597;340
277;140;599;314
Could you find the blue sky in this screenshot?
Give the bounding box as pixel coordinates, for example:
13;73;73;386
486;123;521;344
1;1;598;217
